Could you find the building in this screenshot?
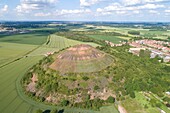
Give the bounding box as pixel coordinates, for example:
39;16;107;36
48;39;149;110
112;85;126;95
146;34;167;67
164;56;170;62
129;48;146;56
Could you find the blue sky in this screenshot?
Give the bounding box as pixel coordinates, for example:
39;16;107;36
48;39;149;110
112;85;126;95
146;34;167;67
0;0;170;22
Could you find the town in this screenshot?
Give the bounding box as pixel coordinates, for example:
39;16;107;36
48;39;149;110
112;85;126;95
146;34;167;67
0;26;30;35
105;39;170;63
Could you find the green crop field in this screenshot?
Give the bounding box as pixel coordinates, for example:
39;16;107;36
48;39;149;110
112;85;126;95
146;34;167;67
0;33;117;113
87;35;126;44
94;26;170;40
0;33;48;45
0;42;37;66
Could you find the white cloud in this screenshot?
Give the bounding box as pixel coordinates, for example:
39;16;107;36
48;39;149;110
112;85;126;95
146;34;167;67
122;0;141;6
34;9;91;17
139;4;164;10
116;11;126;14
16;0;58;13
96;2;164;16
122;0;168;6
165;9;170;13
80;0;101;7
133;10;140;14
34;12;51;16
149;10;159;14
1;5;8;12
97;3;164;13
56;9;91;15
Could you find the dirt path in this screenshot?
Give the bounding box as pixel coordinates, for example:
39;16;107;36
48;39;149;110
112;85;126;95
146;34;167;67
118;105;127;113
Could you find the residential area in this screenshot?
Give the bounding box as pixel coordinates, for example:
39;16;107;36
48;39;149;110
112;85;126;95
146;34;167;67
105;39;170;63
129;39;170;63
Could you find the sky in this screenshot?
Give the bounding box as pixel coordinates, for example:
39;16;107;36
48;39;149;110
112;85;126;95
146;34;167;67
0;0;170;22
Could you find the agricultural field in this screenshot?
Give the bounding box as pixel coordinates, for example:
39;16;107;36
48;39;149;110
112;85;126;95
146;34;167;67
87;35;126;44
0;42;37;66
0;33;48;45
88;25;170;40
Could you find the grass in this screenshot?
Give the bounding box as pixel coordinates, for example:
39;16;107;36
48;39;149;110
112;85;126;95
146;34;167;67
0;33;48;45
121;97;146;113
134;92;160;113
99;105;119;113
122;92;170;113
87;35;126;44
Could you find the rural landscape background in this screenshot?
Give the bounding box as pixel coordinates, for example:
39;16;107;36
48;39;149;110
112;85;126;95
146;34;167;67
0;0;170;113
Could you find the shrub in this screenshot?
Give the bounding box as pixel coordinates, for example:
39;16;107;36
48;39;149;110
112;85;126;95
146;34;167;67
82;76;89;81
155;103;161;108
94;85;100;91
128;31;140;35
61;100;69;106
129;92;135;98
106;96;115;103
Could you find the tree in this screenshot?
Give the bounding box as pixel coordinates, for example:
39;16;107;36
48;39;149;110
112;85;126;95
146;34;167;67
106;96;115;103
139;50;150;58
150;99;156;107
130;91;136;98
94;85;100;91
144;104;148;109
61;100;69;106
82;76;89;81
52;83;58;91
45;84;51;93
86;94;90;101
168;36;170;40
128;31;140;35
155;103;161;108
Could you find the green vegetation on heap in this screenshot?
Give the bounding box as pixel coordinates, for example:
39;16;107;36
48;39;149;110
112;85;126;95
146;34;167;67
22;45;116;111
